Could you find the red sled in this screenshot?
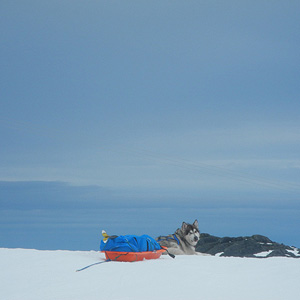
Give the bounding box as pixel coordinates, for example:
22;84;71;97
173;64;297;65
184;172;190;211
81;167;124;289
102;247;167;262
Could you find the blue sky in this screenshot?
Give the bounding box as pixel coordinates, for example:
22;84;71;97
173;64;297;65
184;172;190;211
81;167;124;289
1;1;300;250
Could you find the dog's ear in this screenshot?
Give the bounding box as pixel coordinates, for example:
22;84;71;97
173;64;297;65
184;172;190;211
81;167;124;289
181;222;188;232
193;219;199;229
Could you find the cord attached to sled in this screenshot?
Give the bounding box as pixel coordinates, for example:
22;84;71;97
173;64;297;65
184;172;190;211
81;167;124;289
76;259;111;272
163;247;175;259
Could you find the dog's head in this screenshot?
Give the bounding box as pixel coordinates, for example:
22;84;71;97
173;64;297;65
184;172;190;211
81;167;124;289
181;220;200;247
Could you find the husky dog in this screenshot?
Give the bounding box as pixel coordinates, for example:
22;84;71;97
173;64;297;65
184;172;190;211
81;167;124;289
156;220;201;255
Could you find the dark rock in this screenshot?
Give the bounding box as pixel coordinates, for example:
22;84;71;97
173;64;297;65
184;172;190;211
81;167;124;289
251;235;272;243
196;233;300;258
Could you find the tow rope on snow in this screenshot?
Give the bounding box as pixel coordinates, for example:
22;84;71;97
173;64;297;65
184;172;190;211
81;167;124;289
76;259;111;272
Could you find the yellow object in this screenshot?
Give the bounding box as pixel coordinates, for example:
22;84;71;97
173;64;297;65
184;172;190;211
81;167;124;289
102;230;109;242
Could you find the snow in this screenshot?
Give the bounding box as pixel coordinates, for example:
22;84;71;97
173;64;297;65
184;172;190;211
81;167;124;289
287;247;300;257
253;250;274;257
1;248;300;300
259;242;273;245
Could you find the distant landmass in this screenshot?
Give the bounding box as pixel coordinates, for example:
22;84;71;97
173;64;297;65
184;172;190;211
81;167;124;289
196;233;300;258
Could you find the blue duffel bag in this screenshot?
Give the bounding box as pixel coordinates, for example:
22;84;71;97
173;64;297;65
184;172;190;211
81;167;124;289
100;234;162;252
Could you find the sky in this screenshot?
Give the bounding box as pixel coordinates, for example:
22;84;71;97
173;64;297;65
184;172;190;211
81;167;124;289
1;0;300;250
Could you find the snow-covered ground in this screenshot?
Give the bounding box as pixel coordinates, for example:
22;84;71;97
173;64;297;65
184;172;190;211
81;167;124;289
1;248;300;300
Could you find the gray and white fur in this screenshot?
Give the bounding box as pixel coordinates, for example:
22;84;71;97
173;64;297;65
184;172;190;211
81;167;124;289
156;220;200;255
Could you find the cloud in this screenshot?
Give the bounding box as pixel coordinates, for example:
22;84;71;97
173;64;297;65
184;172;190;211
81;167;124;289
1;180;300;250
0;181;112;210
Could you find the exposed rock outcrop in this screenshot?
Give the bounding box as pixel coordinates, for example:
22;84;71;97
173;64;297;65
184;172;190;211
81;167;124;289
196;233;300;258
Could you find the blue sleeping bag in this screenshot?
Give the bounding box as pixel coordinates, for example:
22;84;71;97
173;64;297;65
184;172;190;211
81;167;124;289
100;234;162;252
